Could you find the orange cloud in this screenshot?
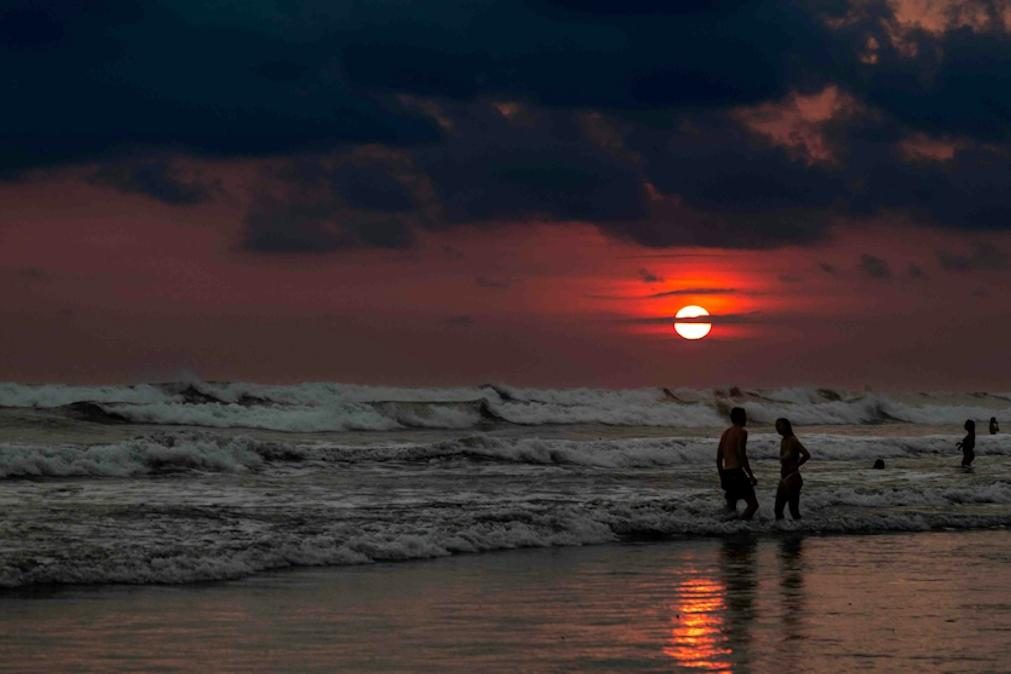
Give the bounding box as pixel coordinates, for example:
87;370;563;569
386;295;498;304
734;86;859;164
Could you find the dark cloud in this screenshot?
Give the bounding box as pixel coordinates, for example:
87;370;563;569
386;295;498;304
937;243;1009;271
852;142;1011;231
341;0;837;109
15;267;48;280
621;311;764;325
476;276;510;289
637;268;662;283
629;115;841;245
242;197;345;254
647;287;740;298
275;156;417;213
907;263;928;280
89;159;218;205
418;106;649;226
242;195;413;253
9;0;1011;253
241;155;420;252
332;166;414;213
0;2;441;175
818;262;838;275
587;286;742;301
0;5;65;48
852;17;1011;142
858;254;892;280
620;252;727;260
5;266;50;288
333;2;1011;246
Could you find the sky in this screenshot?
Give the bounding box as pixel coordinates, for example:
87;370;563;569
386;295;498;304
2;0;1011;389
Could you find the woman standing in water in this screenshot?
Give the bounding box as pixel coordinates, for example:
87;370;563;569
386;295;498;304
775;418;810;521
957;419;976;467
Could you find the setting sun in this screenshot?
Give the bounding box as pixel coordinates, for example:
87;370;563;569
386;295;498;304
674;305;713;340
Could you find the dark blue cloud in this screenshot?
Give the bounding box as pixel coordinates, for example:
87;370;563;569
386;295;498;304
6;0;1011;254
242;154;418;252
340;0;839;109
242;193;414;253
858;254;892;280
0;1;441;174
417;106;648;224
89;159;218;205
637;268;662;283
852;23;1011;141
938;243;1009;271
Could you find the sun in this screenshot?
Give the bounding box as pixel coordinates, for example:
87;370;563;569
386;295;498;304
673;305;712;340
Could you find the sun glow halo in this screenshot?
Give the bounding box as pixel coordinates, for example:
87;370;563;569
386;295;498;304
673;305;712;340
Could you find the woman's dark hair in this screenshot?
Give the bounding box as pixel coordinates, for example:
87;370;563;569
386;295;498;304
965;419;976;432
776;417;794;436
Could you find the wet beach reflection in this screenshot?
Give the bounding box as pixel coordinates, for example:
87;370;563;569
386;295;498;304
776;535;806;670
664;536;758;671
4;533;1010;673
664;576;732;671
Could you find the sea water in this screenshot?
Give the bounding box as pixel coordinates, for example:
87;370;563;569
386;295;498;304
0;382;1009;588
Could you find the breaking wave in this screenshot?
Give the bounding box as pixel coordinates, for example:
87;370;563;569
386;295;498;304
0;433;301;478
2;488;1010;587
3;430;1009;478
2;381;1010;431
2;421;1009;587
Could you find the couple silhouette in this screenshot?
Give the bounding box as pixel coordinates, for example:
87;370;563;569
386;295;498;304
716;407;810;521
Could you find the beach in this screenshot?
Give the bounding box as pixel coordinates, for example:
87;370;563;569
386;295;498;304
2;531;1009;672
9;1;1011;670
0;382;1009;671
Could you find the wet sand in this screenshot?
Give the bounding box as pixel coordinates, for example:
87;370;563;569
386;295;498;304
2;530;1009;673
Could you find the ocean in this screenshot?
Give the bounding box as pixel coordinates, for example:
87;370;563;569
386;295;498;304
1;382;1009;671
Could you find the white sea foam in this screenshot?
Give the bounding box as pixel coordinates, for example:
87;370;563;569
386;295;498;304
0;434;293;478
330;433;1011;467
2;430;1006;478
2;489;1009;587
0;382;170;407
101;401;403;432
2;381;1009;431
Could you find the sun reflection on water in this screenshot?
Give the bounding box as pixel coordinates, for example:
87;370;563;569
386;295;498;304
663;577;733;672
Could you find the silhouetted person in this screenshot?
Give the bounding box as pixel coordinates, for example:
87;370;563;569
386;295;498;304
872;458;885;470
990;417;999;435
774;418;810;520
717;407;758;520
957;419;976;467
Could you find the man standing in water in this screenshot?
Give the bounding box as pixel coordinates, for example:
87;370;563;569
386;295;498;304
717;407;759;520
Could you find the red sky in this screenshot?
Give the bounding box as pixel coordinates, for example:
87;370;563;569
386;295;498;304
2;171;1009;389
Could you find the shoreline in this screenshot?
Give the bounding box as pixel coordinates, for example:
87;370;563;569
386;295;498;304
2;530;1009;672
3;525;1009;595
